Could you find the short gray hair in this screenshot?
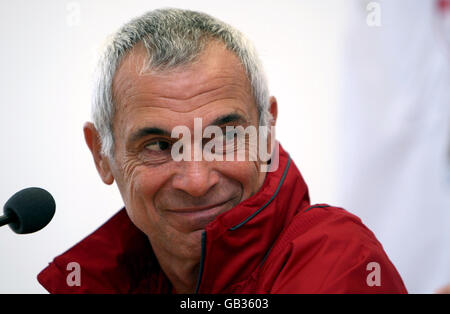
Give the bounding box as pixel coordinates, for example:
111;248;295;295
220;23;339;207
92;8;272;158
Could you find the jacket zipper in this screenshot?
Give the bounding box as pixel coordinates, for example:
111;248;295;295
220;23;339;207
194;230;206;293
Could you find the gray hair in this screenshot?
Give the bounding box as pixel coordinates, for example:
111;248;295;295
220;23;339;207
92;8;272;158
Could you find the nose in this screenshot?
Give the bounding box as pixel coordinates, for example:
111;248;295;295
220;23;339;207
171;160;220;197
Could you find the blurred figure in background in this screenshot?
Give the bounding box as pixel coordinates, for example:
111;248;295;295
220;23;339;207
337;0;450;293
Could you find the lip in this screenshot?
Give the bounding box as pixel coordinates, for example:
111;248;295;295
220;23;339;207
165;200;232;231
168;199;231;213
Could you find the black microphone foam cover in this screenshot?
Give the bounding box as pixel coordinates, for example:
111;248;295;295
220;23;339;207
3;187;56;234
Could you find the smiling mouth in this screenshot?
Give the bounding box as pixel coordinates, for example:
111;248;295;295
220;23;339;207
168;199;231;213
165;199;234;230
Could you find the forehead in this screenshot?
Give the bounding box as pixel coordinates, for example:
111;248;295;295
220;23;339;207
111;41;257;135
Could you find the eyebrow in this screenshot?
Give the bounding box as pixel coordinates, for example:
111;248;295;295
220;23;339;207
128;127;171;144
208;113;248;127
127;113;249;144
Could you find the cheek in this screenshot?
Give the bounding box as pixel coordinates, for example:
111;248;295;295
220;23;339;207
218;161;262;197
118;163;170;233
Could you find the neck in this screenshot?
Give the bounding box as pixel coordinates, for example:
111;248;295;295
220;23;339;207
151;242;200;294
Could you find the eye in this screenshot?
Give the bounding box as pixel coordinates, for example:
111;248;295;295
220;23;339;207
145;140;171;152
225;130;236;141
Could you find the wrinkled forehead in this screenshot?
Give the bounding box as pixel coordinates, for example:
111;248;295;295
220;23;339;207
112;40;254;112
110;41;258;136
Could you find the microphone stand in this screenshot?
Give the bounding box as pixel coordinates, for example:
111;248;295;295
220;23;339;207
0;214;13;227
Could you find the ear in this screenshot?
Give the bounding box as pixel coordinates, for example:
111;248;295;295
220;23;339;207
263;96;278;166
83;122;114;185
268;96;278;126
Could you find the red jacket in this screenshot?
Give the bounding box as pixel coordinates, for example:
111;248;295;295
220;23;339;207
37;145;407;293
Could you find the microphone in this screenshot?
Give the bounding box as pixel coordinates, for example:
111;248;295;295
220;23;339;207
0;187;56;234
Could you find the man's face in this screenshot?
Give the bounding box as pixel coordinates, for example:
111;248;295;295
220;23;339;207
108;42;268;262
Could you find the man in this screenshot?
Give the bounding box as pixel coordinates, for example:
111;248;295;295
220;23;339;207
37;8;407;293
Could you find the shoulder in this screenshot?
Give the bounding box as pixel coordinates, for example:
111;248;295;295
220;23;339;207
291;204;380;248
261;204;408;293
37;209;158;293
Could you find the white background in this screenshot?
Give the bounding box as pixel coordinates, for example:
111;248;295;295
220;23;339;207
0;0;448;293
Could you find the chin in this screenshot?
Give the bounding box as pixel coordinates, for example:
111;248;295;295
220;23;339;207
176;229;204;260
